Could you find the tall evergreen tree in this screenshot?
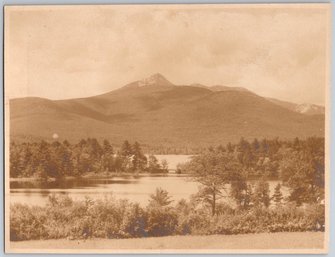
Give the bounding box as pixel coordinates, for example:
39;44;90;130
230;176;248;208
253;178;271;208
272;183;283;205
101;139;114;172
132;142;147;172
121;140;133;157
245;184;253;208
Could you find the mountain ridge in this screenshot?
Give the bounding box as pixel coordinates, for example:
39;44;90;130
9;73;325;148
10;73;324;115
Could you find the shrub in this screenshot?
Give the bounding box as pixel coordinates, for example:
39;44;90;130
146;207;178;236
121;203;148;238
10;204;47;241
9;194;325;241
177;210;211;235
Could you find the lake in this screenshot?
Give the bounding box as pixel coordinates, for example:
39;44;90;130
10;154;289;207
10;174;289;207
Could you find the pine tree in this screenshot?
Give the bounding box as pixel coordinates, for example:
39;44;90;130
37;141;53;177
103;139;113;154
148;155;160;173
272;183;283;205
121;140;133;157
160;159;169;173
253;178;271;208
230;173;247;208
117;140;133;171
149;188;173;207
132;142;147;172
245;184;253;208
101;139;114;172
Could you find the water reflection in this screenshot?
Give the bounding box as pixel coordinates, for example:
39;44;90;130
10;178;143;189
10;175;288;207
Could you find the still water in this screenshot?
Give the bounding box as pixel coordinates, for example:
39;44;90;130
10;175;288;207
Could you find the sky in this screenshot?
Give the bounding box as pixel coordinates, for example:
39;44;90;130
5;4;330;105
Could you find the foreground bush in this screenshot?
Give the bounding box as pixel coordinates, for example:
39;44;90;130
10;204;47;241
10;195;325;241
208;205;323;235
146;207;178;236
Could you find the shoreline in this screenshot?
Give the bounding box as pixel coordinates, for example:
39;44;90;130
9;173;281;182
9;172;189;182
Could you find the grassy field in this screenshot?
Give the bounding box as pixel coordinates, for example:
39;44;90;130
9;232;325;252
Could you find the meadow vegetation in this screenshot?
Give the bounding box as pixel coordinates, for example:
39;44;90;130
10;191;324;241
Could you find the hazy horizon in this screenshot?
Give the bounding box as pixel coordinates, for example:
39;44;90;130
5;4;330;105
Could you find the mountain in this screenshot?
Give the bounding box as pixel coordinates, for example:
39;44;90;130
294;103;325;115
210;85;251;93
267;98;325;115
188;83;250;93
123;73;174;89
9;74;325;148
187;84;325;115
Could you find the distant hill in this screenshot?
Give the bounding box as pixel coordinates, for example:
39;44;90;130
189;83;251;93
187;83;324;115
209;85;251;93
9;73;325;148
267;98;325;115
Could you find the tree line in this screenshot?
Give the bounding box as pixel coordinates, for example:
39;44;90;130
10;136;324;189
10;139;168;178
178;137;324;179
184;136;324;213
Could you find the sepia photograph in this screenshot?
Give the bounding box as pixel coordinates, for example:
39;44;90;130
4;3;330;253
